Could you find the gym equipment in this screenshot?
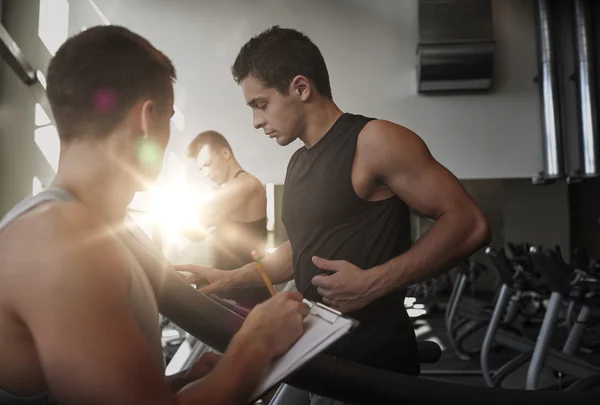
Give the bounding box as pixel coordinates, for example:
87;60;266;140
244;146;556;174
526;247;600;391
154;263;600;404
481;247;547;388
444;259;492;361
481;247;600;391
268;341;443;405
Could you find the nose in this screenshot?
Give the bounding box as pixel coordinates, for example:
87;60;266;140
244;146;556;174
253;110;265;129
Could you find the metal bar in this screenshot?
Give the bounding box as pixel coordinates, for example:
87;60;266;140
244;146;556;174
494;329;600;377
526;292;563;390
562;305;591;355
573;0;599;177
534;0;565;179
481;284;512;387
445;273;472;360
0;23;36;85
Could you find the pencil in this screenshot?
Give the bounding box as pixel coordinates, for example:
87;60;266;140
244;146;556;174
251;250;276;297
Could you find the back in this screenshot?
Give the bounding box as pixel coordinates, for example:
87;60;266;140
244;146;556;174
0;188;163;403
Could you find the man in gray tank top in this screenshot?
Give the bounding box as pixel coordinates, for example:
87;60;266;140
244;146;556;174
0;25;309;405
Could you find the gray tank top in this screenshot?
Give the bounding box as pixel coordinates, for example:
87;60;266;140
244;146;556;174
0;188;164;404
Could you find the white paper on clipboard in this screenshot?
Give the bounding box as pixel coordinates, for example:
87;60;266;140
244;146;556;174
250;300;357;401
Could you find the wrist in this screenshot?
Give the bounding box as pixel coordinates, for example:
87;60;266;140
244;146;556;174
228;267;247;287
230;328;274;365
365;263;392;298
232;263;262;288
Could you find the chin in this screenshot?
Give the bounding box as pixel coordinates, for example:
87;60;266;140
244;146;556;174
276;135;295;146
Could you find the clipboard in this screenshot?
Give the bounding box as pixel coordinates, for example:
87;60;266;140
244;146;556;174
122;218;357;401
250;300;359;402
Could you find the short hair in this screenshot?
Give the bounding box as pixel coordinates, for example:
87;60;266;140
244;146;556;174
187;130;233;158
231;25;332;99
47;25;176;142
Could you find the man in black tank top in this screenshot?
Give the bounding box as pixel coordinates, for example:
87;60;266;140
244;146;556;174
179;26;491;403
183;130;271;308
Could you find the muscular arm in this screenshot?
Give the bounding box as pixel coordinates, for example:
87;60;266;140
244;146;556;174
16;205;273;405
177;240;295;294
360;121;491;296
204;176;263;228
182;175;264;242
230;240;295;287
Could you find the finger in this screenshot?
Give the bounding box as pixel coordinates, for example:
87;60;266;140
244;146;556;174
283;291;304;302
312;256;344;272
173;264;199;272
185;274;198;285
175;264;212;276
322;297;337;307
316;287;334;298
297;301;311;318
198;281;227;295
311;275;333;289
199;352;221;369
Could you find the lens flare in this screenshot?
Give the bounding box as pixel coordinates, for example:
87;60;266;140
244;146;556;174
138;138;164;172
92;88;117;113
148;185;214;239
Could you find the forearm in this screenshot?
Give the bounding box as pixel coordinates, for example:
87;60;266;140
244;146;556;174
175;332;272;405
181;227;210;243
230;242;294;287
368;210;490;296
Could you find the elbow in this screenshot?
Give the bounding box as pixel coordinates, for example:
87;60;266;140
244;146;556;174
471;211;492;250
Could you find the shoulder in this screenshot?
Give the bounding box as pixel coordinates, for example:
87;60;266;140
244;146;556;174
357;120;433;171
7;202;130;296
287;147;305;169
359;119;429;152
231;171;265;196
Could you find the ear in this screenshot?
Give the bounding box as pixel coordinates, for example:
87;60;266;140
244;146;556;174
140;100;155;137
290;75;311;101
221;147;232;161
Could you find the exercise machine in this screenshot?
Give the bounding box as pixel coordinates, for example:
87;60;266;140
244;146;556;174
481;247;600;390
157;268;598;404
268;341;442;405
444;259;492;361
526;247;600;391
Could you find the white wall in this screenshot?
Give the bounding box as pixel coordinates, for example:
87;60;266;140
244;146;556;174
67;0;544;184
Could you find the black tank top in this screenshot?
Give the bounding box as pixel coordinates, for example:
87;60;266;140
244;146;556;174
282;113;420;375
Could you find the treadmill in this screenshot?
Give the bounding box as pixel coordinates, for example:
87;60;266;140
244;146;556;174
157;268;600;404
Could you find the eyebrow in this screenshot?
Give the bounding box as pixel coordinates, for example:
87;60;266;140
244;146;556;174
246;97;265;107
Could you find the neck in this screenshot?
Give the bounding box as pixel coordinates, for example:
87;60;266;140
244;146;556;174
299;99;343;148
51;140;137;226
226;160;243;183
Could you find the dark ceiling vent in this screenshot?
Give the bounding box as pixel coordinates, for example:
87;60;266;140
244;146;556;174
417;0;495;93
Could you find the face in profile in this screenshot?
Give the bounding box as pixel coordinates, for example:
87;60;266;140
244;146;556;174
241;75;304;146
196;145;231;186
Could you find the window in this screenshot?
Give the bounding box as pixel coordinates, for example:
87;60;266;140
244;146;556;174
38;0;69;55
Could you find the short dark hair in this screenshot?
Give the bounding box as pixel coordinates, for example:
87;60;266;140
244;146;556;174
187;130;233;158
231;25;332;99
47;25;176;142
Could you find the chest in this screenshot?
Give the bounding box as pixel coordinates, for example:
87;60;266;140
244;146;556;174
282;148;375;230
